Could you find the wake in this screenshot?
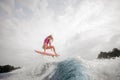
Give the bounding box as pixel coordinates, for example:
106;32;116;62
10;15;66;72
0;57;120;80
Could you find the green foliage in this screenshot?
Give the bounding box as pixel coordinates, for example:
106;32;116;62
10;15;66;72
98;48;120;59
0;65;20;73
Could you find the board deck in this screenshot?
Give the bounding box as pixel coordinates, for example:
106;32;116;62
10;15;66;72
34;50;59;57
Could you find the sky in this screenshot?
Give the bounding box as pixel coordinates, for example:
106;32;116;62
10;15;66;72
0;0;120;66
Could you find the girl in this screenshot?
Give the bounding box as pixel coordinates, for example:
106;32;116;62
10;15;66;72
42;35;57;55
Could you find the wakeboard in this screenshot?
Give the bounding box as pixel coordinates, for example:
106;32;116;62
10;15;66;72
34;50;59;57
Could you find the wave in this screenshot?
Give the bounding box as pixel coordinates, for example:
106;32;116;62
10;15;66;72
0;57;120;80
49;59;88;80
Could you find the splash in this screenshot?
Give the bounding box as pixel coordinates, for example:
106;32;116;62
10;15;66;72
50;59;87;80
0;57;120;80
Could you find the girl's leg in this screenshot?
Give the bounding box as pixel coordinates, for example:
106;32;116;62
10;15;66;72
52;46;57;55
44;48;46;52
42;45;47;52
46;46;57;54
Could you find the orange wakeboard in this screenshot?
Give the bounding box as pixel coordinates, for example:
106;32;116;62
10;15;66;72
34;50;59;57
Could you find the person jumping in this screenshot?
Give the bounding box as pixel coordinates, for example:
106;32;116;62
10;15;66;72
42;35;57;55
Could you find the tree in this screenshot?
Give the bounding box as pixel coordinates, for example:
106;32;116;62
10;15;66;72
97;48;120;59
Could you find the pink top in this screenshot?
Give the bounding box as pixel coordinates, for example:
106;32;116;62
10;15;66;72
44;37;50;45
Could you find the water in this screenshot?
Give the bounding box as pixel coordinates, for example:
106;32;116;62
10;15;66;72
0;57;120;80
50;59;87;80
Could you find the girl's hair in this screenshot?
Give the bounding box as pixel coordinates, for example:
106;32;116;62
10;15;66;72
48;35;53;41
